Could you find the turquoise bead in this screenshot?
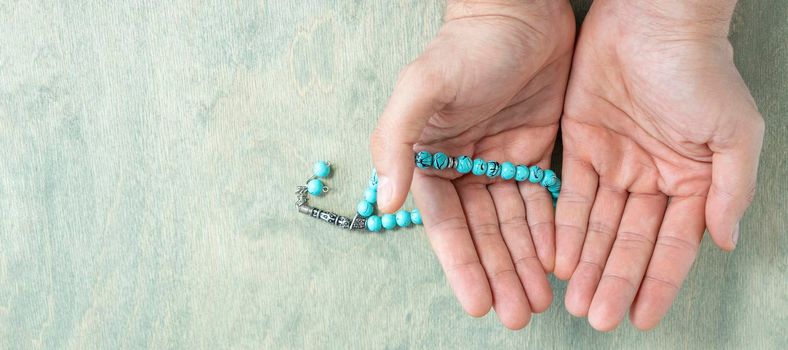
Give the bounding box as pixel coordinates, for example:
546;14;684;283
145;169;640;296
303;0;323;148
364;188;377;203
515;165;530;182
366;215;382;232
528;165;544;183
415;151;432;169
356;200;374;217
313;161;331;178
381;214;397;230
472;158;487;176
456;155;473;174
486;161;501;177
369;169;378;189
307;179;324;196
410;209;422;225
395;210;412;227
548;178;561;193
500;162;516;180
541;169;558;187
432;152;449;170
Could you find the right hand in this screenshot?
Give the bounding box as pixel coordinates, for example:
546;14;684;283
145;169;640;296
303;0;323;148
370;0;575;329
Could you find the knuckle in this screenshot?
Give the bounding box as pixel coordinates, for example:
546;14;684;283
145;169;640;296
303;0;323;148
499;216;528;230
615;230;655;250
643;275;681;291
555;223;586;237
587;220;617;240
655;234;700;252
528;221;554;237
601;273;638;292
469;222;500;239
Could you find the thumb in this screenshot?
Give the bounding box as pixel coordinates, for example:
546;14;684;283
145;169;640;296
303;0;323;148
370;59;455;213
706;114;765;251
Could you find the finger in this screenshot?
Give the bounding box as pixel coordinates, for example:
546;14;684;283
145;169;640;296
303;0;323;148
706;116;764;250
587;193;667;332
411;172;491;317
370;59;456;213
457;182;531;329
555;154;599;280
519;179;555;273
564;184;627;317
630;195;705;330
489;182;553;314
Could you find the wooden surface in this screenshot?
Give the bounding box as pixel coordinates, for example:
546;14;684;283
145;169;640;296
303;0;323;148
0;1;785;349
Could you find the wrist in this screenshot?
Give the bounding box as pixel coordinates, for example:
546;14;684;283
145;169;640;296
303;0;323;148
610;0;738;39
445;0;571;24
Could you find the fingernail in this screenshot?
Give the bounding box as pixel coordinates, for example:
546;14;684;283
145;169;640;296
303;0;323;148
377;176;392;210
732;221;740;248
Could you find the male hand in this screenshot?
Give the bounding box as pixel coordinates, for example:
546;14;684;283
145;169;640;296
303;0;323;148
370;0;575;329
555;0;765;331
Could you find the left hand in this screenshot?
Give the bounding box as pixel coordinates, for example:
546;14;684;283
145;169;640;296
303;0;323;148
555;0;765;331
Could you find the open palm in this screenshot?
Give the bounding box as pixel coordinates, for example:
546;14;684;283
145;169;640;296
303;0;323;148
554;1;764;331
371;2;575;329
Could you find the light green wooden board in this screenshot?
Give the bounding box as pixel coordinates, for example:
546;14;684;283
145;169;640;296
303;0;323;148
0;1;785;349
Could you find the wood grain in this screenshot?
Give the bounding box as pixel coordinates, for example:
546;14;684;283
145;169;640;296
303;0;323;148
0;1;785;348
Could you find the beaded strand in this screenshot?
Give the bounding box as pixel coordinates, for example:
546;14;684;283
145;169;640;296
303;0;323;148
415;151;561;205
295;153;560;232
355;169;423;232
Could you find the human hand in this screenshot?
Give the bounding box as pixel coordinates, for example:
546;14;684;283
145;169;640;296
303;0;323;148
554;0;765;331
370;0;575;329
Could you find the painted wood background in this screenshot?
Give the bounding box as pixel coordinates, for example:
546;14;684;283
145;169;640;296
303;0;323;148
0;1;785;349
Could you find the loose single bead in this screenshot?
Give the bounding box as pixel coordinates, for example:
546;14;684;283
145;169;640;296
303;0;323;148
471;158;487;176
366;215;382;232
500;162;516;180
415;151;433;169
396;210;412;227
307;179;324;196
486;161;501;178
356;200;374;217
456;155;473;174
381;213;397;230
410;209;422;225
432;152;449;170
541;169;558;187
313;161;331;178
364;188;377;203
515;165;530;182
528;165;544;183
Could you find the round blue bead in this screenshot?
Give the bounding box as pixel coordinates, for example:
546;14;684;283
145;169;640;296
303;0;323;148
356;200;374;217
432;152;449;170
528;165;544;183
500;162;516;180
395;210;412;227
381;213;397;230
364;188;377;203
456;155;473;174
472;158;487;176
366;215;382;232
307;179;324;196
541;169;558;187
548;178;561;193
410;209;422;225
515;165;530;182
486;161;501;178
415;151;433;169
313;161;331;178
